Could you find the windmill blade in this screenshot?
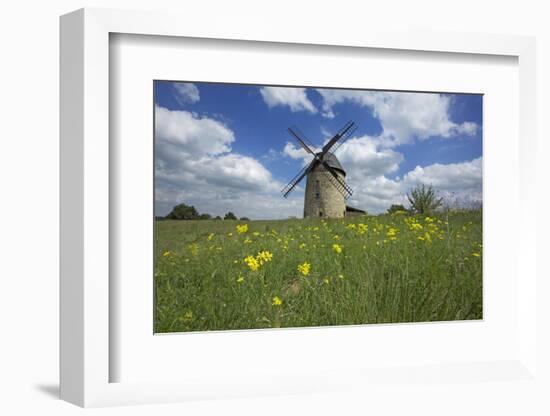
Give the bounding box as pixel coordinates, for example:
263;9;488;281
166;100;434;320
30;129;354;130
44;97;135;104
288;127;316;156
321;121;356;154
281;161;315;198
319;161;353;199
331;124;358;154
293;126;317;150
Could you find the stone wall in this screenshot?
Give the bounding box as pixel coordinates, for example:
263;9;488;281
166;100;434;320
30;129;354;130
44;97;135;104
303;166;346;218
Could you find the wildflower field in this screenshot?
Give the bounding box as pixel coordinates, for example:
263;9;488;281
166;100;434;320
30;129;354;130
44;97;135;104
154;210;482;333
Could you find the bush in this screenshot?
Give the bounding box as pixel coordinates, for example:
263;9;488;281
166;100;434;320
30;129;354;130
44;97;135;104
387;204;407;215
165;203;199;220
224;212;237;220
406;184;443;214
199;213;212;220
239;217;250;221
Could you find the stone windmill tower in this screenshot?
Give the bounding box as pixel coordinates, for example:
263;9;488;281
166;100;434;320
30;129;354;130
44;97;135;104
282;121;357;218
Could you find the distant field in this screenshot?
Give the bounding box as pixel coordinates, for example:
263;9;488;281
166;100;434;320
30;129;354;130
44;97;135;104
154;211;482;333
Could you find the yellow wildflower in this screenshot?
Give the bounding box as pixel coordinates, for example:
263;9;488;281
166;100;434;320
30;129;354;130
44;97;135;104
357;223;368;234
472;252;481;257
332;243;343;254
386;227;399;240
182;311;193;322
162;251;171;257
188;243;199;256
299;242;306;249
236;224;248;234
297;261;311;276
244;238;252;244
272;296;282;306
256;250;273;265
422;232;432;243
236;275;244;283
323;277;330;284
207;233;215;241
244;255;260;271
253;231;260;237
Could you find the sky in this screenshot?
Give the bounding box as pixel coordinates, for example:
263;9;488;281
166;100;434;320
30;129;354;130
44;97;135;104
154;81;482;219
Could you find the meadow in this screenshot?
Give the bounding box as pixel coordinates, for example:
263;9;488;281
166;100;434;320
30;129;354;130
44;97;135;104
154;210;482;333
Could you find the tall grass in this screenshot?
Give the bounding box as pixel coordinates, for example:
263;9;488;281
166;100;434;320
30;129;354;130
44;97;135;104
154;211;482;333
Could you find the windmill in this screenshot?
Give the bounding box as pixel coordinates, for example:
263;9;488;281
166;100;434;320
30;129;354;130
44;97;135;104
281;121;358;218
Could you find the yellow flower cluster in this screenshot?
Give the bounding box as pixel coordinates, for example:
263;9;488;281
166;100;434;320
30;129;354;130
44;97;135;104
332;243;343;254
257;250;273;264
386;227;399;241
405;217;423;231
187;243;199;256
244;250;273;271
272;296;282;306
297;261;311;276
244;255;260;271
357;223;368;234
236;224;248;234
417;232;432;243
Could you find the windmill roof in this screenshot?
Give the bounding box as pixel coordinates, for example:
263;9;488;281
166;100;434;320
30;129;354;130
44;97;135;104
317;152;346;176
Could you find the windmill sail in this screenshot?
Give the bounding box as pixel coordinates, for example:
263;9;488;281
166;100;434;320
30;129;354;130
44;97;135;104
280;121;356;201
281;162;314;198
319;161;353;199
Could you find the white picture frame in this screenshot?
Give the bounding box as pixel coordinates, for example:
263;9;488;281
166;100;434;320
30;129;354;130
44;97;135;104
60;7;538;408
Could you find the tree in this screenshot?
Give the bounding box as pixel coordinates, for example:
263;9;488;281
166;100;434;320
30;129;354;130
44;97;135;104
214;216;222;220
387;204;407;215
224;212;237;220
406;184;443;214
239;217;250;221
199;213;212;220
165;203;199;220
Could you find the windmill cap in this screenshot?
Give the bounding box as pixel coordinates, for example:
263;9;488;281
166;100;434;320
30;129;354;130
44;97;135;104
316;152;346;176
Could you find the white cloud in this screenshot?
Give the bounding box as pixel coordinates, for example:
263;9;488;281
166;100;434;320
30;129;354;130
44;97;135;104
155;105;301;219
282;142;316;163
155;106;234;157
316;89;479;146
334;135;404;179
259;86;317;114
346;158;483;213
173;82;200;104
402;157;482;206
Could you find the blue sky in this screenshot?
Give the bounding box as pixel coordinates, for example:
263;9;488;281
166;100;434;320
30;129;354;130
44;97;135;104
154;81;482;219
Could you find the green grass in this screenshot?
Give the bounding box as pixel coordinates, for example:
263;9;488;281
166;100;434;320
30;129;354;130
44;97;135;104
154;211;482;333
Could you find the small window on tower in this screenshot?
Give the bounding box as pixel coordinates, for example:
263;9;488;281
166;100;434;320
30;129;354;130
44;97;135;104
315;192;320;199
319;211;323;217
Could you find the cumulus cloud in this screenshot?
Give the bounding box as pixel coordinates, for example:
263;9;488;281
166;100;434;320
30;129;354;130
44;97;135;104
260;86;317;114
173;82;200;104
155;106;234;157
155;105;298;219
316;89;478;146
345;158;483;213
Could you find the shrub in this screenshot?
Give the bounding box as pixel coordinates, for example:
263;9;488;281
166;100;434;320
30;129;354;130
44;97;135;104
406;184;443;214
165;203;199;220
387;204;407;215
224;212;237;220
